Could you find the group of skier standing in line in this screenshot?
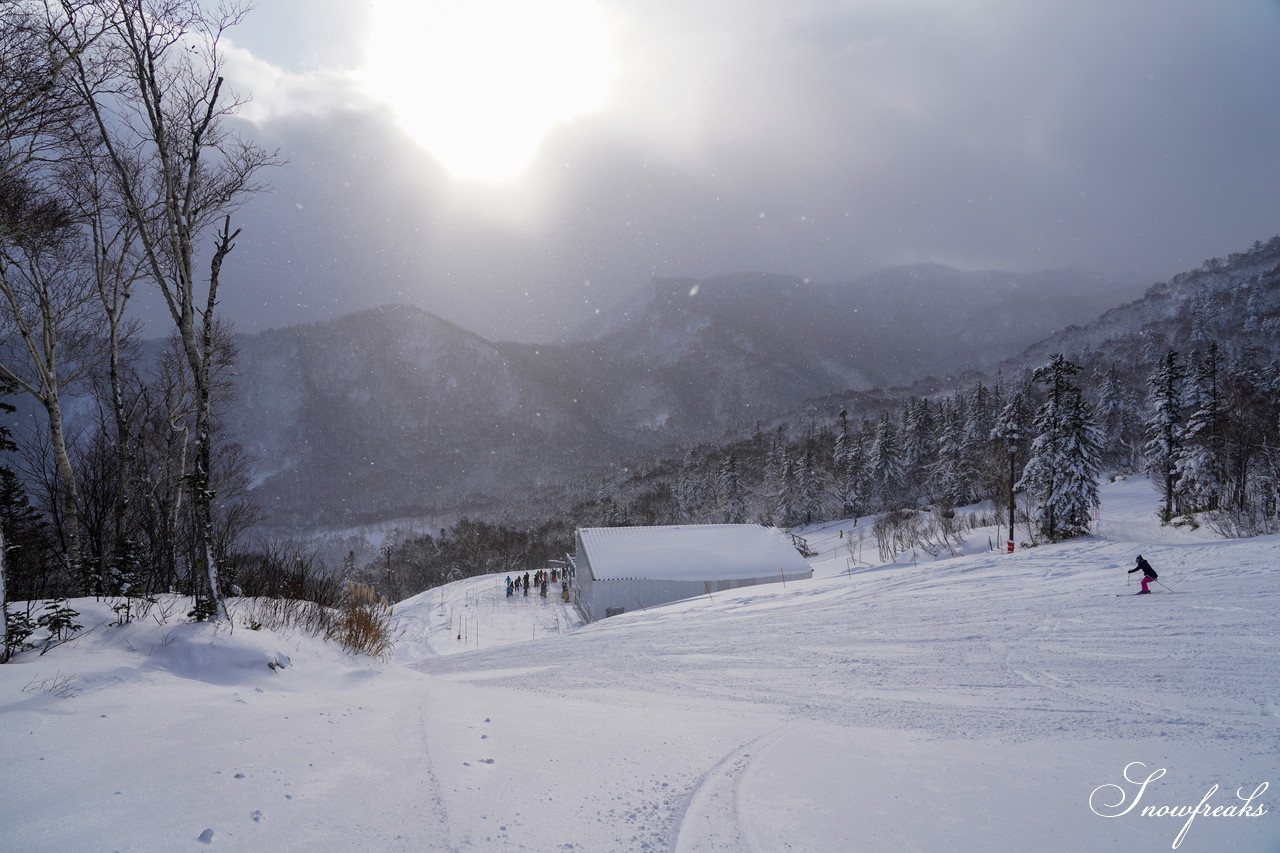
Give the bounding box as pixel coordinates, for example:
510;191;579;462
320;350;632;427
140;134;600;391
507;567;573;602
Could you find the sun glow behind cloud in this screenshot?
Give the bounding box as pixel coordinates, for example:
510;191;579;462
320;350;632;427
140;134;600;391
361;0;611;181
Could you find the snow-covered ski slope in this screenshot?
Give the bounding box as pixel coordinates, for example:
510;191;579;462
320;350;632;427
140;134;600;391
1;478;1275;851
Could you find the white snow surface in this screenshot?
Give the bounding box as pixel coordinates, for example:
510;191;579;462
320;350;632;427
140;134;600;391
1;478;1276;852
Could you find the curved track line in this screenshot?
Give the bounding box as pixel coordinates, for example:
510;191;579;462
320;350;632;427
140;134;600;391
409;700;460;852
670;727;787;853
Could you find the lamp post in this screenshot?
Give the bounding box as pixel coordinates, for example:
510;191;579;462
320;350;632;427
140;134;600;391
381;544;393;599
1007;444;1017;553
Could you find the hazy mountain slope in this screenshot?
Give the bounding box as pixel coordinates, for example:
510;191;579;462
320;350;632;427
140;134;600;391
566;274;876;435
228;306;619;531
225;264;1148;532
578;266;1145;397
564;235;1280;533
1012;236;1280;369
785;235;1280;438
818;264;1142;381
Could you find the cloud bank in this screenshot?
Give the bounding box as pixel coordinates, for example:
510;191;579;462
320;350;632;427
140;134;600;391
196;0;1280;343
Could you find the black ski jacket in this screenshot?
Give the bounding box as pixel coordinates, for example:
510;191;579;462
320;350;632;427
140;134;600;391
1129;558;1158;580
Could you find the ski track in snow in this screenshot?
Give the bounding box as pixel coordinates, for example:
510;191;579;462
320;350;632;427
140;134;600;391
417;559;1272;749
670;726;787;853
410;698;459;853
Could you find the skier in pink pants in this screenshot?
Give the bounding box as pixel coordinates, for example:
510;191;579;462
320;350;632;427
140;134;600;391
1128;555;1158;593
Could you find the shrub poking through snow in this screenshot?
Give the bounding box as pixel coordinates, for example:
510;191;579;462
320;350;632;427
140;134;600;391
232;596;333;637
4;608;35;658
329;583;398;659
37;600;82;653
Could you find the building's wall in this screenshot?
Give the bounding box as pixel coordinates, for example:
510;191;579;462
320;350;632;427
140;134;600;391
578;578;703;621
578;571;813;620
574;529;813;620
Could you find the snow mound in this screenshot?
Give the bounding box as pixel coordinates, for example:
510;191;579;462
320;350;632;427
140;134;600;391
5;596;379;693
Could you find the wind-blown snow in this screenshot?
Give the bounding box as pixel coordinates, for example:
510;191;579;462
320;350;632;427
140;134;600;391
1;479;1275;851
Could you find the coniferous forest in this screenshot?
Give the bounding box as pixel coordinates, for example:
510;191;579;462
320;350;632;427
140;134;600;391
560;238;1280;556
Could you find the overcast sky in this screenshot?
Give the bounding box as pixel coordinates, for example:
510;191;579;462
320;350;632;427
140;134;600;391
196;0;1280;343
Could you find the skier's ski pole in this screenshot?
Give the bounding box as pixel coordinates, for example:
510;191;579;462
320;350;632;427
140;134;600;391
1156;579;1175;593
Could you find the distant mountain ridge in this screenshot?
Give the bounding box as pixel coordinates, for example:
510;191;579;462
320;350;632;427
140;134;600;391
581;265;1142;392
1012;239;1280;369
227;263;1146;533
793;235;1280;431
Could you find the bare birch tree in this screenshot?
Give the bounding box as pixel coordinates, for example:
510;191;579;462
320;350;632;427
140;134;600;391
49;0;277;619
0;174;96;572
62;120;146;569
0;1;89;183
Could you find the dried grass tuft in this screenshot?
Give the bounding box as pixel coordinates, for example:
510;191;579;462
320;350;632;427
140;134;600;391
328;583;399;659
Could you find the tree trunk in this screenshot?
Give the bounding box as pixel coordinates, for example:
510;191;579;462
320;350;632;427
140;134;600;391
189;350;224;621
44;394;81;573
0;271;86;575
1;528;9;663
1007;450;1016;549
183;218;237;623
107;316;132;568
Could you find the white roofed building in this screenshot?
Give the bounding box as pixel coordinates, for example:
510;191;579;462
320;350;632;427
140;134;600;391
572;524;813;620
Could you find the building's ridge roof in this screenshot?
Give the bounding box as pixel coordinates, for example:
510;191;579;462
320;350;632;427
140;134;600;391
577;524;811;582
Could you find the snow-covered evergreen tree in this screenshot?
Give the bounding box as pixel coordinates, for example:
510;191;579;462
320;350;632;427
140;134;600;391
796;448;823;525
1018;355;1101;541
833;410;852;470
718;454;746;524
1243;279;1264;334
871;413;904;508
902;398;936;497
1094;366;1141;472
675;449;704;521
600;496;626;527
1144;350;1185;524
760;427;789;523
1219;358;1275;523
832;410;851;509
1189;292;1214;347
772;445;797;526
1175;343;1225;512
833;410;868;520
930;397;975;505
0;381;46;658
966;383;996;446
